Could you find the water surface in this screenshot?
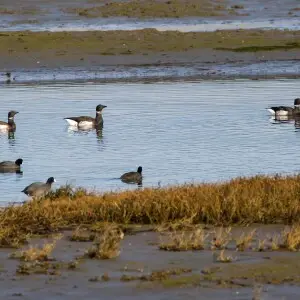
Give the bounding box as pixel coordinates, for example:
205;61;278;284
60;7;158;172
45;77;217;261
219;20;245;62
1;79;300;203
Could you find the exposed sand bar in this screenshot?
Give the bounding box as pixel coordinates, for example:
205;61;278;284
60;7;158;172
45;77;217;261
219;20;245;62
1;29;300;71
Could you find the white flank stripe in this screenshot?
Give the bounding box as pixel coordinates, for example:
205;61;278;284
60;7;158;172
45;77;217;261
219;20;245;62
65;119;79;126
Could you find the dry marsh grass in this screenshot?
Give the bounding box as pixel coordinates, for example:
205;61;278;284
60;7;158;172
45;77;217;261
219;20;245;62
257;239;267;252
86;225;124;259
269;234;280;251
1;174;300;243
280;225;300;251
211;227;232;250
0;226;29;248
235;229;256;251
159;229;208;251
155;215;199;232
214;250;235;263
11;234;62;262
69;226;95;242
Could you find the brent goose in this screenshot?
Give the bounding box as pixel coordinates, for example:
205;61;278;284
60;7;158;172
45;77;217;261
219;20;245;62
120;166;142;184
64;104;107;128
267;98;300;116
22;177;56;198
0;158;23;173
5;72;11;84
0;111;19;131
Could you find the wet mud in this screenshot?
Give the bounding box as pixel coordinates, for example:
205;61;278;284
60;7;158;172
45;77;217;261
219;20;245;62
1;225;300;299
0;29;300;75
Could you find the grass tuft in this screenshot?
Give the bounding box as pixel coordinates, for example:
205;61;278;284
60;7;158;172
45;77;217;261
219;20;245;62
280;225;300;251
159;229;208;251
0;226;29;248
86;225;124;259
214;250;235;263
69;226;95;242
211;227;231;250
11;234;62;262
235;229;256;251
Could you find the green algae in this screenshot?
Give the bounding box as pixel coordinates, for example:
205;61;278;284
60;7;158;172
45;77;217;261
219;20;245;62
1;29;299;57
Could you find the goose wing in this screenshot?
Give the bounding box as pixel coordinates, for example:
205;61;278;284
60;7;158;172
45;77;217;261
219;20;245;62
64;116;94;126
0;161;14;167
22;182;44;195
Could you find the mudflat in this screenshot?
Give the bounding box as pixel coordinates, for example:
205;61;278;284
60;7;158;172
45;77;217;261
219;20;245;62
1;29;300;70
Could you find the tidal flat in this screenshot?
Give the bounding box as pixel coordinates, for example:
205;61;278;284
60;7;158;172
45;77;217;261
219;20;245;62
1;29;300;71
1;220;300;299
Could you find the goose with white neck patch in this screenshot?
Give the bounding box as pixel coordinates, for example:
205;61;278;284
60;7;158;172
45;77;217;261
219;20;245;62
0;111;19;131
64;104;107;129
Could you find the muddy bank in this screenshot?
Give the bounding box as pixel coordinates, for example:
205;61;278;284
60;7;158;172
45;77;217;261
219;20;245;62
1;29;300;71
64;0;241;18
1;225;300;299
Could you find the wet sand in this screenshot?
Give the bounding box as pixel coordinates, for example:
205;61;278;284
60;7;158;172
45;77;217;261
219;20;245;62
1;29;300;74
1;225;300;299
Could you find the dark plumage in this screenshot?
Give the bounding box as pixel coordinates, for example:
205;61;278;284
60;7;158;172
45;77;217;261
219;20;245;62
0;158;23;173
267;98;300;116
64;104;107;128
5;72;11;84
120;166;143;184
0;111;19;131
22;177;56;198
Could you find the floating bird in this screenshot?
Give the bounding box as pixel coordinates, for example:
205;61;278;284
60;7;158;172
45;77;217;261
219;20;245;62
267;98;300;116
0;111;19;131
5;72;11;84
120;166;143;184
64;104;107;129
22;177;56;198
0;158;23;173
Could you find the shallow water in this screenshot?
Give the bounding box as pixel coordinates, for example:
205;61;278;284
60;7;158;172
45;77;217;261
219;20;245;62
1;61;300;84
1;17;300;32
0;79;300;203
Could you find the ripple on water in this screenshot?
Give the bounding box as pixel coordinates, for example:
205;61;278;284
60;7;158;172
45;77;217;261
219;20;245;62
0;79;300;203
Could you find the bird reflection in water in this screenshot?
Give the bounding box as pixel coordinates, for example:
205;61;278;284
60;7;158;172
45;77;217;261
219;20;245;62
269;115;300;130
0;128;16;145
8;129;15;140
0;169;23;176
67;124;105;143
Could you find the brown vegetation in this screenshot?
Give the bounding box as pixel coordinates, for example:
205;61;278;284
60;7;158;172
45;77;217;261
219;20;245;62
214;249;235;263
1;174;300;246
69;226;95;242
120;268;192;282
86;225;124;259
280;225;300;251
159;229;208;251
211;227;231;250
10;234;61;262
235;229;256;251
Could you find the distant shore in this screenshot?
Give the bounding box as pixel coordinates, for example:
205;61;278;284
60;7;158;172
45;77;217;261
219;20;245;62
1;29;300;74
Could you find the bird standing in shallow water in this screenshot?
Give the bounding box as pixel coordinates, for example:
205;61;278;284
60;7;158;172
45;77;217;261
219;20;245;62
22;177;56;199
0;111;19;131
120;166;143;185
64;104;107;129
